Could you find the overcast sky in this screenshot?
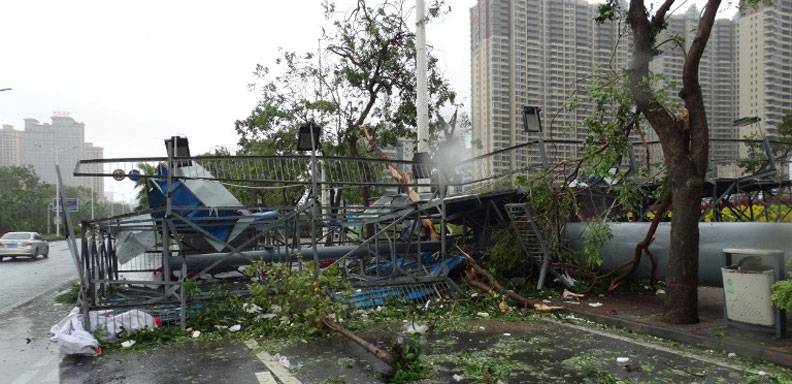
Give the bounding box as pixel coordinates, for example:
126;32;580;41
0;0;734;202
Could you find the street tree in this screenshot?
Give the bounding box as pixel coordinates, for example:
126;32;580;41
593;0;759;323
235;0;458;208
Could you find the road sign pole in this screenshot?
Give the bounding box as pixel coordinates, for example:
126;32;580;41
56;177;61;237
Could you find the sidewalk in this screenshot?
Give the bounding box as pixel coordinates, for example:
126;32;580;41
264;318;782;383
562;286;792;368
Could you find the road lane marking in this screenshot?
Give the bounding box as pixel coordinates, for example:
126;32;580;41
255;371;278;384
245;339;302;384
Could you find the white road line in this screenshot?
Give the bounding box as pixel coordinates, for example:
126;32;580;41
546;318;762;376
255;371;278;384
245;339;303;384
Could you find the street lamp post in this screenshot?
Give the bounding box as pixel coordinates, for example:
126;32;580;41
298;122;321;274
45;144;79;237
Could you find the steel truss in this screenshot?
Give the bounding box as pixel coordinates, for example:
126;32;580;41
71;136;792;328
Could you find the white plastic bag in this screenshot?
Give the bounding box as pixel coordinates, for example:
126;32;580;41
89;309;160;341
49;307;101;356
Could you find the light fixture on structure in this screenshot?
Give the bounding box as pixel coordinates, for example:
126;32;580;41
522;106;543;132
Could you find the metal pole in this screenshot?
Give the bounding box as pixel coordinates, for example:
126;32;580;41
91;180;95;220
415;0;430;191
416;0;428;154
310;125;320;275
440;172;447;260
55;150;61;237
163;138;175;322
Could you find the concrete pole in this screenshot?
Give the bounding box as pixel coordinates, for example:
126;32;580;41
416;0;429;155
55;151;61;238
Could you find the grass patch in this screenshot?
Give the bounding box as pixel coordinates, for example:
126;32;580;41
54;282;80;304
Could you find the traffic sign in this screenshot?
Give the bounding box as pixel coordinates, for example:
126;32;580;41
52;198;79;213
128;169;142;182
112;169;126;181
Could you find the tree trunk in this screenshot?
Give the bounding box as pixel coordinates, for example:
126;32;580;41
625;0;721;324
665;163;702;323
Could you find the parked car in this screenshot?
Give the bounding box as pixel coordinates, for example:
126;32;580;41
0;232;49;261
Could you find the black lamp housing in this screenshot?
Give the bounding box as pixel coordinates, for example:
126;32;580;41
733;116;761;127
412;152;432;179
164;136;192;167
522;106;543;133
297;122;322;151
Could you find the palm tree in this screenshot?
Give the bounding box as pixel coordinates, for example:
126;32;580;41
134;163;157;211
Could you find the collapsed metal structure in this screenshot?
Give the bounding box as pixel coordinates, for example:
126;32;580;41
67;133;792;327
70;137;542;326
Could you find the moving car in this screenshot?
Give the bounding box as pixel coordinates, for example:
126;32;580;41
0;232;49;261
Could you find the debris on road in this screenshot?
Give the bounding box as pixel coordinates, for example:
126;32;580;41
242;303;263;314
322;317;397;376
120;340;136;348
88;309;160;341
49;307;101;356
403;322;428;335
273;353;292;369
563;289;585;302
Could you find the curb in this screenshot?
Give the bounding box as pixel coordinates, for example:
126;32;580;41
566;308;792;369
0;280;76;318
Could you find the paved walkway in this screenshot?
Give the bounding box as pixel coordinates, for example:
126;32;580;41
562;286;792;369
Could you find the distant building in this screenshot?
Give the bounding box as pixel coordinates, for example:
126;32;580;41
651;8;739;167
21;113;86;188
470;0;739;178
471;0;634;177
737;0;792;149
82;142;105;197
0;113;105;196
381;138;415;164
0;125;22;167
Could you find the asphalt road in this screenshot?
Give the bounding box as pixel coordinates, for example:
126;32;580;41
0;240;79;315
0;240;266;384
0;241;79;384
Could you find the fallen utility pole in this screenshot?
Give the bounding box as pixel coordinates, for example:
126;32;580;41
322;317;396;376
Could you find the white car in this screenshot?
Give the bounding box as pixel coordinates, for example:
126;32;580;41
0;232;49;261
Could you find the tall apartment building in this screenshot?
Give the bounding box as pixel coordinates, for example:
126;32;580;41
651;8;739;167
0;125;22;167
737;0;792;145
0;113;104;195
471;0;738;177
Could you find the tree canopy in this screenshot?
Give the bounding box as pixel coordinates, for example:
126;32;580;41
235;0;459;159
